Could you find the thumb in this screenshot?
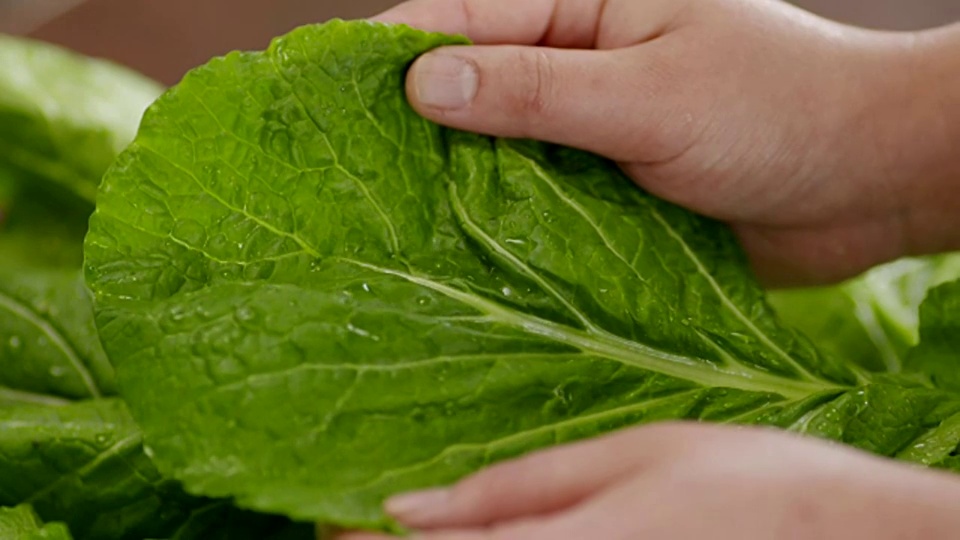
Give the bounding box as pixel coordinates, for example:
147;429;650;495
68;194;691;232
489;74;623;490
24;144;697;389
406;45;678;162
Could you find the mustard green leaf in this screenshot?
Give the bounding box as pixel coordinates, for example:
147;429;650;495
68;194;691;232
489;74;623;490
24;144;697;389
84;20;960;531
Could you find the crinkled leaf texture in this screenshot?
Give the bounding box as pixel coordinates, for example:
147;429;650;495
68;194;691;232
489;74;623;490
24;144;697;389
0;505;72;540
0;271;228;540
85;20;960;530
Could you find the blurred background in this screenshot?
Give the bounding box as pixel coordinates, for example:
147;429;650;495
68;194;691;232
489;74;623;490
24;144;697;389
1;0;959;85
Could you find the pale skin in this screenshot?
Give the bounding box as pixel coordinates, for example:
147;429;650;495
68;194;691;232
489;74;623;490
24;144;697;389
334;0;960;538
335;424;960;540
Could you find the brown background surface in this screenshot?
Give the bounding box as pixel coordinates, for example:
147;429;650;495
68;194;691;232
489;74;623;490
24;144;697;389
2;0;959;84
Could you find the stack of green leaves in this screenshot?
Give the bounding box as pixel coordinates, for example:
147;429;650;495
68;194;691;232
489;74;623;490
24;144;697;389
2;20;959;538
0;34;310;540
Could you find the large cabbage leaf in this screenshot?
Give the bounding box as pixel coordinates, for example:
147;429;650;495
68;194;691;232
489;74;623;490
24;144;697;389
84;20;960;530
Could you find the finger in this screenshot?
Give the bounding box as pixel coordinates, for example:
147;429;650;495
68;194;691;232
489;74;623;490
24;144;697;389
372;0;687;49
372;0;585;46
340;518;574;540
382;424;704;529
405;43;690;162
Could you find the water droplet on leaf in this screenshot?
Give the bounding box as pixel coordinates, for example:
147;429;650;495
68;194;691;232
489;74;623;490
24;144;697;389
235;306;259;323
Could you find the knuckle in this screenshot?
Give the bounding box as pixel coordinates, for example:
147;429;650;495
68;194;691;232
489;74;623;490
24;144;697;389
455;0;478;36
507;48;556;120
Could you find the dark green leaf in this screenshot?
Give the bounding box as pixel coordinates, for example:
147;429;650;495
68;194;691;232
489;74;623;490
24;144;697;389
157;501;312;540
0;33;306;540
0;268;114;401
0;400;208;540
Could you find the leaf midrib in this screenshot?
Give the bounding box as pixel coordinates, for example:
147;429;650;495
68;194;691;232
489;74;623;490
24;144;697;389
338;257;841;400
516;149;821;382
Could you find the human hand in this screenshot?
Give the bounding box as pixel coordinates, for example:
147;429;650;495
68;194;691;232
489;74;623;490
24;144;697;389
334;423;960;539
373;0;960;286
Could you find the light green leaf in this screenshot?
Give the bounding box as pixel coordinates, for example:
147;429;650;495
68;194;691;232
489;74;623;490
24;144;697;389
84;20;960;530
770;254;960;372
0;505;72;540
0;34;162;204
0;34;162;268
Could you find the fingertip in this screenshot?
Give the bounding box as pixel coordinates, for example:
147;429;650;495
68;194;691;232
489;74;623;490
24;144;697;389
406;50;480;116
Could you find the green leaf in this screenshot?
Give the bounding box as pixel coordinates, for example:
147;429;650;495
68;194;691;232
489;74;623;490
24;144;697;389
0;34;162;204
0;179;90;268
905;280;960;391
0;268;115;401
0;505;72;540
84;20;960;530
0;34;162;269
769;254;960;372
766;286;881;371
0;33;310;540
0;399;215;540
0;274;305;539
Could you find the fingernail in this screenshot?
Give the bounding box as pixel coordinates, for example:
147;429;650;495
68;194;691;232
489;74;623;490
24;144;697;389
412;53;478;110
385;488;451;522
